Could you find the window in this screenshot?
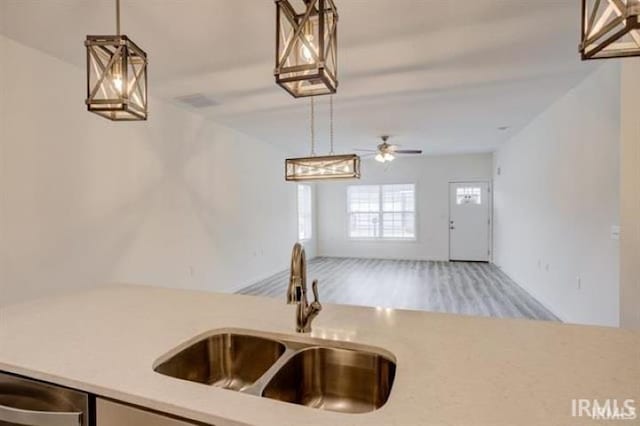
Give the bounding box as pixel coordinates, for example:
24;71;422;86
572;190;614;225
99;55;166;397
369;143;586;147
456;186;482;205
297;184;312;241
347;184;416;239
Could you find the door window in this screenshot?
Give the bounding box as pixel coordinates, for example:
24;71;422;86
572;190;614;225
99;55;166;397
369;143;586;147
456;187;482;205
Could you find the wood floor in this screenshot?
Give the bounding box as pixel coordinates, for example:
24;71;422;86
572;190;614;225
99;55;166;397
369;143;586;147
237;257;559;321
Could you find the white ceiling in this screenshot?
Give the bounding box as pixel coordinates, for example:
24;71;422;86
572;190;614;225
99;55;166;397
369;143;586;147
0;0;598;156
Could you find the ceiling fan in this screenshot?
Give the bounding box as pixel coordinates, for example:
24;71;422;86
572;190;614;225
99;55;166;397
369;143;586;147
355;136;423;163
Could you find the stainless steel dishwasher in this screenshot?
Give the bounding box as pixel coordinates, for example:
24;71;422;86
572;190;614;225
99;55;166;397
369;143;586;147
0;372;89;426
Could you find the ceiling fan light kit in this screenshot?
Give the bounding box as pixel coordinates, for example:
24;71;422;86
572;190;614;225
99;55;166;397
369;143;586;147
375;152;395;163
580;0;640;59
356;136;423;164
85;0;148;121
274;0;338;98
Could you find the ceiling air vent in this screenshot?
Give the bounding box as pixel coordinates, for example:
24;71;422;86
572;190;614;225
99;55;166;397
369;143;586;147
175;94;218;109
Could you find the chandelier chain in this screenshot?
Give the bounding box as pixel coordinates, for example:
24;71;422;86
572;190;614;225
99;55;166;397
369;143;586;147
330;95;335;155
116;0;121;35
310;97;316;156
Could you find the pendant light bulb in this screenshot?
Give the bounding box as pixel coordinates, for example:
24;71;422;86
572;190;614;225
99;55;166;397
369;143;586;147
301;34;315;62
375;153;385;163
112;75;123;92
384;152;395;162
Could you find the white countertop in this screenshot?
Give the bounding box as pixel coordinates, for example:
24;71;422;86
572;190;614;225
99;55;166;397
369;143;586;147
0;284;638;426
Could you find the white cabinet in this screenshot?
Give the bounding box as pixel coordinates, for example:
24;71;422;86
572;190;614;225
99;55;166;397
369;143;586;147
96;398;205;426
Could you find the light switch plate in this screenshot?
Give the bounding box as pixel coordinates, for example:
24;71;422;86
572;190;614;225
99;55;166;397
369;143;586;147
611;225;621;240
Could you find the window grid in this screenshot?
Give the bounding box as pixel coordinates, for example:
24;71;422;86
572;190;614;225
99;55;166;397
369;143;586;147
456;186;482;205
298;184;312;241
348;184;416;240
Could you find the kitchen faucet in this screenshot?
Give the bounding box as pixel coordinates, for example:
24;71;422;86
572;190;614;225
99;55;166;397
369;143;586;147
287;243;321;333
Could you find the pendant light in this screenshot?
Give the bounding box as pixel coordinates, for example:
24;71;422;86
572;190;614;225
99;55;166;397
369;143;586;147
580;0;640;59
285;96;360;181
85;0;148;120
275;0;338;98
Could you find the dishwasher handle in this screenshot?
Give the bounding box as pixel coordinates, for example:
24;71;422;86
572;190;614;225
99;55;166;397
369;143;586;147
0;403;82;426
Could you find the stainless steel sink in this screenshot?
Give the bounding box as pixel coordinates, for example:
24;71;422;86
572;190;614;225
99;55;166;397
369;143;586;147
154;329;396;413
261;347;396;413
154;333;286;391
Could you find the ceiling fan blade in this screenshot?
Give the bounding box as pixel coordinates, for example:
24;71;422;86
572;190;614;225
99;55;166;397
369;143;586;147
353;148;378;152
395;150;423;154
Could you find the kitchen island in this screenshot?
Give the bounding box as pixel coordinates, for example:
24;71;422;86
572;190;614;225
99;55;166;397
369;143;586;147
0;284;638;426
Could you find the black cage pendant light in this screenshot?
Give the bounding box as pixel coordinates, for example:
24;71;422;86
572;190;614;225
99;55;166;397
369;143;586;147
275;0;338;98
85;0;148;120
580;0;640;59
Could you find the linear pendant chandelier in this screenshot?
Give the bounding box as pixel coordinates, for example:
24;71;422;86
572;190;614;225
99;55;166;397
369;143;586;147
85;0;148;120
286;97;360;181
581;0;640;59
275;0;338;98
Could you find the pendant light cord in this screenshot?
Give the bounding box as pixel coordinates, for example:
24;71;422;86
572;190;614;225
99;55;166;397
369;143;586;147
116;0;121;35
310;97;316;156
330;95;335;155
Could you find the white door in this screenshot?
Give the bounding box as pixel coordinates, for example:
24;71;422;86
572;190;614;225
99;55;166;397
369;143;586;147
449;181;491;261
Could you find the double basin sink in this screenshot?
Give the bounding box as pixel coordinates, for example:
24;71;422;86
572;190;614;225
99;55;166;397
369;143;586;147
153;329;396;414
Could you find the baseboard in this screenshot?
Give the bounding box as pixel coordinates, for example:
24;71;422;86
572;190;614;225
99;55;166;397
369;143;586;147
491;263;566;323
228;265;288;294
229;256;320;294
316;254;449;262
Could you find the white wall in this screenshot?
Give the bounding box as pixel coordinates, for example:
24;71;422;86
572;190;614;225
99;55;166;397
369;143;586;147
619;59;640;330
306;183;319;259
0;35;297;305
317;154;492;260
493;64;620;327
0;35;6;299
